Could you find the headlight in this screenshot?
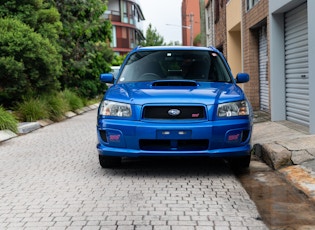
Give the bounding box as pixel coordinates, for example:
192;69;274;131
217;100;249;117
99;100;132;117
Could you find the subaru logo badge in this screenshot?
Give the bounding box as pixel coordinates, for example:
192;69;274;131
168;109;181;116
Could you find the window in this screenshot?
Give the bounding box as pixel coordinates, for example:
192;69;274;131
122;27;127;39
246;0;259;11
111;26;117;48
122;1;128;23
118;50;232;83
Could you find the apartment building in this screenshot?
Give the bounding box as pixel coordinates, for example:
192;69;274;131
181;0;202;46
105;0;145;55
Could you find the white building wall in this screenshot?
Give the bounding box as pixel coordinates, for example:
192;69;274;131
269;0;315;134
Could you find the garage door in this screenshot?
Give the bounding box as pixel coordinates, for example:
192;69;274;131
259;26;269;112
284;2;309;126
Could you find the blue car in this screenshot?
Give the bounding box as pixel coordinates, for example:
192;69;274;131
97;46;253;168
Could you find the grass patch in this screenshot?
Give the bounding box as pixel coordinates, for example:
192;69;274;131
61;89;84;111
2;90;90;125
44;93;70;121
0;106;18;133
15;98;49;122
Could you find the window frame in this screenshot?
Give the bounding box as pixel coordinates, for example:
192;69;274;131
246;0;259;11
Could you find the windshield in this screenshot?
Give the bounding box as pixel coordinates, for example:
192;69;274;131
118;50;232;83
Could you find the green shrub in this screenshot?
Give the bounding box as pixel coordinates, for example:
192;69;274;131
0;106;18;133
15;98;49;122
61;89;84;111
44;93;70;121
0;18;62;108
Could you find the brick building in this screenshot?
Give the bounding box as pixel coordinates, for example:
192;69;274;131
207;0;269;111
214;0;227;56
205;0;227;57
181;0;202;46
242;0;269;111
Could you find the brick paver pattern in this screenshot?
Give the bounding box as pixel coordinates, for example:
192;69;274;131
0;110;267;230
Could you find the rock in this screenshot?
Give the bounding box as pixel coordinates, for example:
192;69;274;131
261;143;292;169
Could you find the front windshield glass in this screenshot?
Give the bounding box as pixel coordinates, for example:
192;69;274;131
118;50;232;83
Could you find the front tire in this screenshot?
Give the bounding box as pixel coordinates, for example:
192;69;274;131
99;155;121;168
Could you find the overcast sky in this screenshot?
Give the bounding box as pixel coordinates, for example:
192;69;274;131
138;0;183;43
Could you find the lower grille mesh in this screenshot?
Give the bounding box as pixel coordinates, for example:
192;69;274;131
139;139;209;151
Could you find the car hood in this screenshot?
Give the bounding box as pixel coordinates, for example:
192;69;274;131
105;81;246;105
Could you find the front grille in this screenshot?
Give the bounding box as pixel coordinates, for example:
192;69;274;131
139;139;209;151
142;106;206;119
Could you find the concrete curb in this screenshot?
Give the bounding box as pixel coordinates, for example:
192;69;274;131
253;120;315;204
0;130;17;142
279;165;315;203
18;122;41;134
254;142;315;204
0;103;99;143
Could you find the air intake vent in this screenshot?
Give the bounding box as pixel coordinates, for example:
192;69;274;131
152;80;198;87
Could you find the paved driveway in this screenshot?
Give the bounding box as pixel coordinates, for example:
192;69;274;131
0;110;267;230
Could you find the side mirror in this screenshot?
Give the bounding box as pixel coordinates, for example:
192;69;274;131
236;73;249;83
100;73;114;83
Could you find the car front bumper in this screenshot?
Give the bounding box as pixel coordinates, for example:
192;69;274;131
97;118;252;158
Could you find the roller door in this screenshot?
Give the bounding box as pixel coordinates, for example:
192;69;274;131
284;3;309;126
259;26;269;112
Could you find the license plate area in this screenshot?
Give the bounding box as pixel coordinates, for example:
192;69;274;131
156;130;192;139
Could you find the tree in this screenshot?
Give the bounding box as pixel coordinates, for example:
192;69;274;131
112;54;127;66
166;41;181;46
52;0;114;98
194;34;201;46
0;0;62;49
0;18;62;107
140;24;165;46
0;0;114;101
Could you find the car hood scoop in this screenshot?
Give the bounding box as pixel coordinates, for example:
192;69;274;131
107;81;245;105
152;80;198;87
